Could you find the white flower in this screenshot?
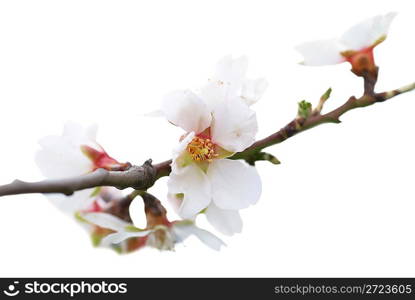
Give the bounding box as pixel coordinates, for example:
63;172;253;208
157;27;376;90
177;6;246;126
295;12;397;73
81;212;225;251
36;122;98;179
35;121;123;213
161;56;263;234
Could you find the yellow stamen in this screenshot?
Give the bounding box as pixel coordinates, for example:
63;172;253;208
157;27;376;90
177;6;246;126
186;136;217;162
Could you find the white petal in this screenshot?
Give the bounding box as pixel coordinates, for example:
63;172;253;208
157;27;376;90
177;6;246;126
62;121;85;139
199;81;229;110
85;124;98;141
172;222;225;250
340;12;397;50
208;159;262;210
35;136;92;179
167;163;211;218
167;193;182;215
171;222;194;242
210;97;258;152
101;230;150;245
201;55;267;109
47;189;95;214
214;55;248;85
295;39;344;66
36;122;100;179
161;90;212;134
200;55;249;110
205;203;242;236
63;121;98;145
189;226;225;251
241;78;268;106
81;212;130;231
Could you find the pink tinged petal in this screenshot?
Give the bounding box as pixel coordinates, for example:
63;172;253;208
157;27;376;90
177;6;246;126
80;145;123;170
241;78;268;106
161;90;212;134
205;203;242;236
208;159;262;210
340;12;397;50
211;97;258;152
295;39;345;66
167;163;211;218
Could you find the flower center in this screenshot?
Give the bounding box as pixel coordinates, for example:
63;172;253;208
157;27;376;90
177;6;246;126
186;136;218;162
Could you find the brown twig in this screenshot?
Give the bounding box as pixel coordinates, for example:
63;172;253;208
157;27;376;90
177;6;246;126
231;81;415;162
0;161;156;197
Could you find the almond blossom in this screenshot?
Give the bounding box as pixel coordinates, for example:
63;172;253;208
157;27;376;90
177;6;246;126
295;12;397;75
80;210;225;251
35;122;125;213
35;124;134;251
161;56;265;235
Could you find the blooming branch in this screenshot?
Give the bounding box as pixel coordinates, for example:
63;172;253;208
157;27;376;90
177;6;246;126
0;12;413;252
0;80;412;198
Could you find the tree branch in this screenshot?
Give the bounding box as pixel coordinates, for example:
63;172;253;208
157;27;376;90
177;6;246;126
0;81;413;198
0;161;156;197
231;81;415;161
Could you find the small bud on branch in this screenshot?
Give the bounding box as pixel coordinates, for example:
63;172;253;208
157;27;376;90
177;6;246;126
314;87;332;114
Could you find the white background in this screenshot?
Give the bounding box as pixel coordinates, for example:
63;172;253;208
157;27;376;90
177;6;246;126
0;0;414;277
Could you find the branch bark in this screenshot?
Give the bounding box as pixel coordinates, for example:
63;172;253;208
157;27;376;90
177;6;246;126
0;81;413;198
0;161;156;197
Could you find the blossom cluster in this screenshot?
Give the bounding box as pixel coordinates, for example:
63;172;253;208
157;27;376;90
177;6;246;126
35;13;397;252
